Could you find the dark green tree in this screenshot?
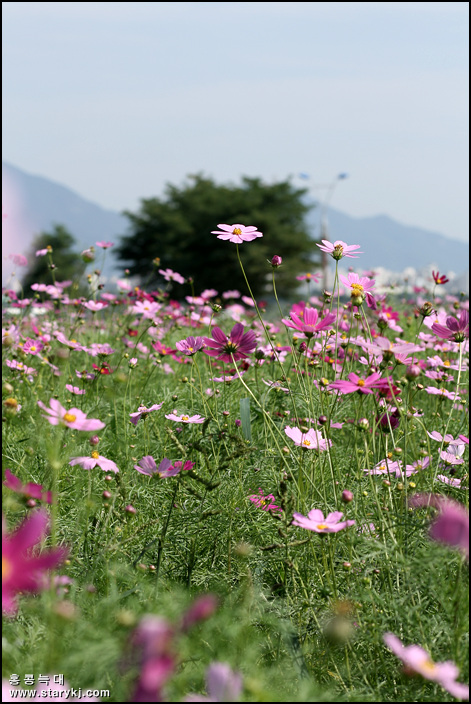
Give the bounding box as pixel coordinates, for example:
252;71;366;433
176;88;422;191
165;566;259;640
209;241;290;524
21;225;87;295
116;175;318;299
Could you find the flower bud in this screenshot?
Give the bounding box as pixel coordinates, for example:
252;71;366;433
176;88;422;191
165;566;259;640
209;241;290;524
341;490;354;503
270;255;282;267
357;417;369;431
89;435;100;446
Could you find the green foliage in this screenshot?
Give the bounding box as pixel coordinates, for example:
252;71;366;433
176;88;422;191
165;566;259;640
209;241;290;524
21;224;87;295
116;174;318;299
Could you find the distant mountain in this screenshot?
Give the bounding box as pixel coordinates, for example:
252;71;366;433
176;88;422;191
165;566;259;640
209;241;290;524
2;161;469;289
309;206;469;276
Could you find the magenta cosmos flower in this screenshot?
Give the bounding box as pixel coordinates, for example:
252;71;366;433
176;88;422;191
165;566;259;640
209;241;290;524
165;413;205;424
248;489;281;512
175;336;206;355
292;508;355;533
38;399;105;431
383;633;469;699
134;456;194;478
330;371;389;395
340;272;376;309
129;403;163;426
3;469;52;504
203;323;257;363
2;510;68;615
69;452;119;474
316;240;363;260
281;307;336;338
284;426;332;451
211;223;263;244
431;310;469;342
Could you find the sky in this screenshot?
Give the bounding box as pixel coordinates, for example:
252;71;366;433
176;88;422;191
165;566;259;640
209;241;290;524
2;1;469;242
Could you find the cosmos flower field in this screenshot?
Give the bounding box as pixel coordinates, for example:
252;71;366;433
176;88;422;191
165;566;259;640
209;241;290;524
2;229;469;702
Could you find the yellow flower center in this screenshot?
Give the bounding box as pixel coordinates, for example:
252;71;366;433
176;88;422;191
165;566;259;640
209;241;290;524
260;499;266;506
444;360;450;366
181;415;189;421
232;227;242;235
351;283;364;295
63;413;77;423
357;379;365;387
306;273;312;279
420;658;437;674
302;439;311;446
2;556;12;580
317;523;328;530
91;451;100;460
30;346;37;352
188;347;194;352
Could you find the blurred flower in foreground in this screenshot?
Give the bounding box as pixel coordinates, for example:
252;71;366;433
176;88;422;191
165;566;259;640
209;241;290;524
185;662;243;702
38;399;105;431
408;494;469;560
383;633;469;700
211;223;263;244
292;508;355;534
3;469;52;504
2;510;68;615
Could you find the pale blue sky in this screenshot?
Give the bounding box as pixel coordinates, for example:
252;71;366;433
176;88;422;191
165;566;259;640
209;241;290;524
2;2;469;241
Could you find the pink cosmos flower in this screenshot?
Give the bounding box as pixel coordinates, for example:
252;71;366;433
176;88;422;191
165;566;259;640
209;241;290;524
96;241;114;248
432;270;450;285
185;662;243;702
3;469;52;504
330;372;389;395
22;338;44;355
409;494;469;558
35;248;49;257
159;268;185;284
175;336;206;355
439;451;464;467
69;452;119;474
424;387;461;401
65;384;86;395
38;399;105;431
284;426;332;451
281;307;336;338
296;272;321;282
248;489;282;512
316;240;363;260
383;633;469;699
2;510;68;615
363;458;404;477
431;310;469;342
83;300;108;312
134;456;195;478
9;253;28;267
340;272;376;309
203;323;257;363
222;290;241;299
211;223;263;244
292;508;355;533
129;403;163;426
165;413;205;424
436;475;466;489
6;359;37;376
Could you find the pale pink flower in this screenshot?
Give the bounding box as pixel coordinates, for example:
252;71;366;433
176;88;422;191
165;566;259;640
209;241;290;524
131;300;162;318
159;268;185;284
69;452;119;474
316;240;363;260
165;413;205;424
96;241;114;248
284;426;331;451
424;387;460;401
2;510;68;615
9;253;28;267
185;662;243;702
65;384;86;395
129;403;163;426
134;456;194;478
363;458;404;477
35;248;49;257
340;272;376;309
292;508;355;533
222;290;241;299
211;223;263;244
383;632;469;699
38;399;105;431
296;272;321;282
83;300;108;312
436;475;466;489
